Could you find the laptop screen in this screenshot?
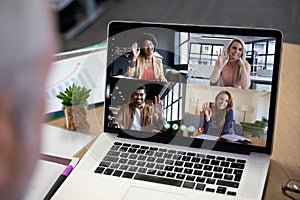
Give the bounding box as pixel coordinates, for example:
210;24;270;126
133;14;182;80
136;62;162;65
104;21;282;154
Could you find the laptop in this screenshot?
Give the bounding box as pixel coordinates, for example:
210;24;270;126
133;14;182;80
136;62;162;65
52;21;282;200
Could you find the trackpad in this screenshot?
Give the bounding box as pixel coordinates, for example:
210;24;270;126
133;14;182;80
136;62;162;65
124;186;185;200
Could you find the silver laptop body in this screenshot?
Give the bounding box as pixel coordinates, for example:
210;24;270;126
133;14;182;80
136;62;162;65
53;21;282;200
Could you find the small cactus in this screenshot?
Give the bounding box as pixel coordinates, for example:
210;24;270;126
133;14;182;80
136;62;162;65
56;84;91;106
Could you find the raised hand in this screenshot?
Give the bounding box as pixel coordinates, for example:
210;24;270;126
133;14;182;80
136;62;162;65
230;57;245;67
202;102;212;121
216;49;229;70
131;42;140;60
153;95;164;116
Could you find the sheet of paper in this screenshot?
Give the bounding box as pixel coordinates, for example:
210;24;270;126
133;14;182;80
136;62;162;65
221;134;251;142
195;134;219;140
23;160;66;200
40;124;95;158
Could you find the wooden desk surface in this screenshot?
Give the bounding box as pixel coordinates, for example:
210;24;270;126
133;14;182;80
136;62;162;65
47;43;299;200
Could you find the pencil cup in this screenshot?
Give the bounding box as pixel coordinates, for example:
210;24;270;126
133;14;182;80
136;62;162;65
64;105;90;130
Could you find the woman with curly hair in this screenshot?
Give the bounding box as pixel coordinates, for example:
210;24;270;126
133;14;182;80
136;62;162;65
126;33;167;82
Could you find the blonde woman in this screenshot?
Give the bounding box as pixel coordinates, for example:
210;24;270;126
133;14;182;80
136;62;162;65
210;38;251;89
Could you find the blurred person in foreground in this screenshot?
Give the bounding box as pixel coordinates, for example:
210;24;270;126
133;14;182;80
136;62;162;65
0;0;57;199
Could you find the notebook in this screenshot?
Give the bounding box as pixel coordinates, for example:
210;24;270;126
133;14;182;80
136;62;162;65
52;21;282;200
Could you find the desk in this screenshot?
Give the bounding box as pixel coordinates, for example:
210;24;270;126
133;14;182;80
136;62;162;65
47;43;300;199
250;75;272;90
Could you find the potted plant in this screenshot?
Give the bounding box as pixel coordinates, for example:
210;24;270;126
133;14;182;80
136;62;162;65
56;84;91;130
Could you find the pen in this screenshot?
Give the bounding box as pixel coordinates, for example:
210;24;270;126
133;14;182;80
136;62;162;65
44;158;78;200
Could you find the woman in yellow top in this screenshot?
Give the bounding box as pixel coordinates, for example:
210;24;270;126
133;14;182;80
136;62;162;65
210;38;251;89
126;33;167;82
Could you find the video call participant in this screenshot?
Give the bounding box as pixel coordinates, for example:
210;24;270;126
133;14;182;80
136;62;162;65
202;90;234;135
114;85;165;132
0;0;57;199
126;33;167;82
210;38;251;89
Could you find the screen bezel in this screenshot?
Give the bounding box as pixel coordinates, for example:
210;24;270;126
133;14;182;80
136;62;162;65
104;20;283;155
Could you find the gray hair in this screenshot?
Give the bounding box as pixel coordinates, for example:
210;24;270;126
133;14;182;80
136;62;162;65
0;0;57;144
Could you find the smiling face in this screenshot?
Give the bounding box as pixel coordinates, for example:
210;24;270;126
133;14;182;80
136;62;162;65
133;89;146;108
228;41;244;60
216;93;229;110
142;40;155;56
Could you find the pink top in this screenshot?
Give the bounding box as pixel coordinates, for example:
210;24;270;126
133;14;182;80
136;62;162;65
141;66;155;80
220;63;241;88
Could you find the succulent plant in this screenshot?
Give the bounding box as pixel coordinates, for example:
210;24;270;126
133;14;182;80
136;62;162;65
56;84;91;107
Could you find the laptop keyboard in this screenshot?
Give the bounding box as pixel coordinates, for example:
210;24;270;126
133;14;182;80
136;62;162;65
94;142;246;196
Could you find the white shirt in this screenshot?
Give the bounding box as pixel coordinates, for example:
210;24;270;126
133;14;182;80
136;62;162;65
131;108;142;131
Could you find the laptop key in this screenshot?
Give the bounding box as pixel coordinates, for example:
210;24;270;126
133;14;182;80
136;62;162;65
236;159;246;164
194;164;203;169
203;165;213;171
220;161;230;167
196;177;206;183
234;169;243;175
107;150;120;157
127;160;137;166
227;191;237;196
174;161;184;166
147;157;156;162
103;168;114;175
134;173;182;187
118;158;128;164
119;165;129;171
94;166;105;174
132;144;140;148
230;163;245;169
216;186;227;194
156;171;166;176
99;161;111;167
223;168;233;174
201;159;210;164
186;175;196;181
145;163;155;168
155;164;164;170
182;181;195;189
176;173;186;180
195;183;206;190
184;162;193;168
224;174;234;180
122;172;134;179
213;173;223;179
103;156;118;163
234;174;242;182
213;166;223;172
174;167;183;173
206;188;215;192
206;178;216;184
206;155;215;159
146;169;157;175
128;154;138;159
122;143;131;147
166;172;176;178
217;180;239;188
128;166;138;172
183;168;193;174
113;170;123;177
203;171;213;177
138;167;147;174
